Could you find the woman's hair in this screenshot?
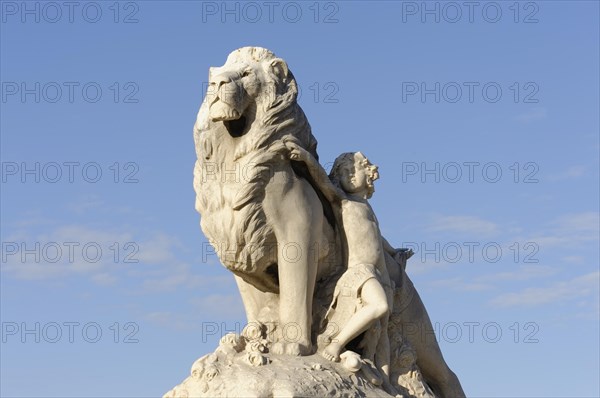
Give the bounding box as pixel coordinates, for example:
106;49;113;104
329;152;357;188
329;152;377;197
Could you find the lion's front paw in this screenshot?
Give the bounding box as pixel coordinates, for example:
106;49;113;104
285;342;303;356
270;342;285;355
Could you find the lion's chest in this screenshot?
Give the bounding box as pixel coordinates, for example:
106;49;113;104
193;124;288;275
197;127;251;203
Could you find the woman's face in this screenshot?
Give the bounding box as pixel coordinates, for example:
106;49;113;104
339;153;378;195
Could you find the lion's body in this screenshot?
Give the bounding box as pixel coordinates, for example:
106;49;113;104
192;48;465;396
193;47;340;353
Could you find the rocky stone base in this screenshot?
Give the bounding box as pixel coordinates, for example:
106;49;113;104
163;333;395;398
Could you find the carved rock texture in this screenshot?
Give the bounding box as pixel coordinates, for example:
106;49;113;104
164;332;434;398
164;341;393;398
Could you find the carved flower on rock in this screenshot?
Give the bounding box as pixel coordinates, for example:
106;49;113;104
203;364;219;381
219;333;245;352
191;365;204;380
242;322;266;341
244;352;267;367
246;338;268;353
171;388;188;398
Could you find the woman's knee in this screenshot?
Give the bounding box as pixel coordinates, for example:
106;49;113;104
373;302;389;319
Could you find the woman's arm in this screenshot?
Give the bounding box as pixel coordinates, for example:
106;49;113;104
285;142;344;203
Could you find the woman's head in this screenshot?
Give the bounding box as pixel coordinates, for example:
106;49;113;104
329;152;379;198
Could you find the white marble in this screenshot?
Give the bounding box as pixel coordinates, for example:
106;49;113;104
166;47;465;398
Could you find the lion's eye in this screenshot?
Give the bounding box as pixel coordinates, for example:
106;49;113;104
242;70;252;78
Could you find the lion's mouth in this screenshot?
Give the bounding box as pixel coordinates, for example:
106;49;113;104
224;114;247;138
210;101;241;122
210;100;248;137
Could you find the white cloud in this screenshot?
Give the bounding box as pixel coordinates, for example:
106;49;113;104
1;221;237;302
1;223;195;292
139;263;206;292
190;293;246;319
489;271;599;308
476;265;559;283
428;277;493;292
91;272;119;286
65;194;105;214
546;165;586;181
527;212;599;249
515;107;548;123
427;265;559;293
553;212;599;233
134;255;235;294
427;215;498;237
144;311;198;331
1;224;133;281
63;194;137;216
561;255;585;264
136;233;183;264
143;293;247;332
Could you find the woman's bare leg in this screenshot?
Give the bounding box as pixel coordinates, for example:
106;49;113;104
322;279;388;361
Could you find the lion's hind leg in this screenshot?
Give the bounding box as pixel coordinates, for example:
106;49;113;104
398;278;466;398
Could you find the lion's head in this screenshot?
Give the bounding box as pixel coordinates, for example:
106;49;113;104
203;47;298;139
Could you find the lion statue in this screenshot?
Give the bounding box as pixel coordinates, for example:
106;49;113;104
192;48;466;398
193;47;341;355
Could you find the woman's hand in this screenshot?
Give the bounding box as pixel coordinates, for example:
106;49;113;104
393;248;414;265
284;141;309;162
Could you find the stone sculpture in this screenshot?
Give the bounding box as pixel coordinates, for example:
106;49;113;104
165;47;466;398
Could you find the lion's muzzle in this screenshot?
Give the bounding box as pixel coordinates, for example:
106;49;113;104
210;99;242;122
208;71;245;122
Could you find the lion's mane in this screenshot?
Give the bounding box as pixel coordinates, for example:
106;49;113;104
193;47;320;292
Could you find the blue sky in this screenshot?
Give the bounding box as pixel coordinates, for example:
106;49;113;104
1;1;598;397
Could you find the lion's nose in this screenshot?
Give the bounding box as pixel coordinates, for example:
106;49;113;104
210;73;233;89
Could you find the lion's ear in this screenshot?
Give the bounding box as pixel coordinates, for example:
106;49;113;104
269;58;289;81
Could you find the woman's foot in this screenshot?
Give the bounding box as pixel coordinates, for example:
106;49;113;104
321;342;343;362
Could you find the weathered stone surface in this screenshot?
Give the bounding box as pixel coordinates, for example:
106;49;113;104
166;46;466;398
164;341;394;398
